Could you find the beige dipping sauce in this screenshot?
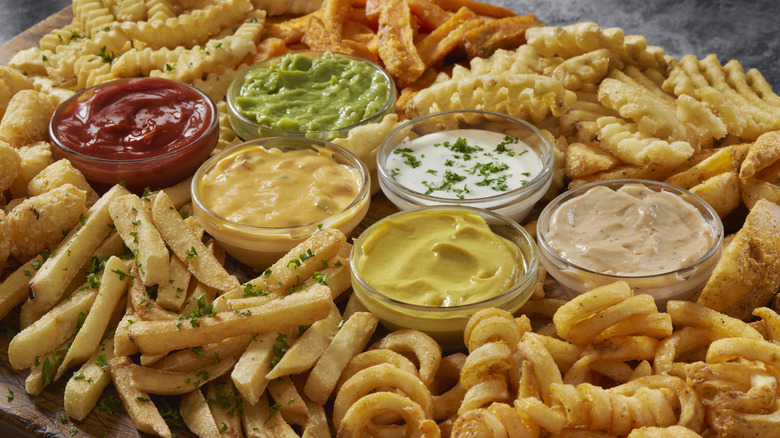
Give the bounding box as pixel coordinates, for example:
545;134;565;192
546;184;714;275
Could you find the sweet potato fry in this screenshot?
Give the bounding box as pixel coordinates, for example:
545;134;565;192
266;13;314;44
462;14;544;59
377;0;426;87
407;0;452;30
302;16;378;63
320;0;353;35
245;37;288;66
415;6;482;68
364;0;386;23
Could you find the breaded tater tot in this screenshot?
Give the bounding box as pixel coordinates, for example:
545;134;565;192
7;183;87;259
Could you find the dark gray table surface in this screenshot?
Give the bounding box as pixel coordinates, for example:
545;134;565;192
1;0;778;87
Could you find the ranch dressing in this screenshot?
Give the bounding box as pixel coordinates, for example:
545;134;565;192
546;183;714;275
385;129;542;199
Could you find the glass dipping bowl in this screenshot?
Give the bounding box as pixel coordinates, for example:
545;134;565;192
377;110;554;223
536;179;724;304
49;77;219;193
192;137;370;269
350;205;539;349
226;51;396;141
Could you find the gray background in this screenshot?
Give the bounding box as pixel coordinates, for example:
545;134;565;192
1;0;778;87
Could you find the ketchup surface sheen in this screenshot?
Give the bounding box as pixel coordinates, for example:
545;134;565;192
54;77;213;160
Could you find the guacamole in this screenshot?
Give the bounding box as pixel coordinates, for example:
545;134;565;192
235;52;392;134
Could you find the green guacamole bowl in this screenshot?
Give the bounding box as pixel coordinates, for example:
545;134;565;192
227;51;396;141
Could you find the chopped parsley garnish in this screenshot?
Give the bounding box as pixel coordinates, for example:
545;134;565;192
98;46;115;64
112;269;136;280
269;332;290;369
242;283;270;297
387;132;534;198
96;354;109;370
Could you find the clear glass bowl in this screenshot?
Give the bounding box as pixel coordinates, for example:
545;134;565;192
537;179;724;304
192;137;370;269
49;77;219;193
377;110;554;222
350;205;538;349
226;51;396;141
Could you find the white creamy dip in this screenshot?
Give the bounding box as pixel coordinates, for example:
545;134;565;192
545;183;715;276
385;129;542;199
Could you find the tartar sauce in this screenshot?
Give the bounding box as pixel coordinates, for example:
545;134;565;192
546;183;715;275
199;146;362;227
385;129;542;199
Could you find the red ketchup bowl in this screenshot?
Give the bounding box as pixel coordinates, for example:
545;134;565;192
49;77;219;193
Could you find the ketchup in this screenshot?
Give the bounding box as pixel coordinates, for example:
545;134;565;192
54;77;213;160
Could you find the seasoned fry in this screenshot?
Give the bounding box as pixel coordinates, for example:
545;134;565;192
151;190;238;293
407;0;451;30
303;311;379;404
63;338;115;421
109;194;170;288
431;0;515;17
265;302;342;379
267;376;309;426
462;14;544;59
56;256;130;379
415;7;482;69
0;254;42;321
128;284;332;354
128;356;238;395
110;356;172;438
377;0;426;87
203;377;243;436
26;184;128;318
180;388;222;438
230;330;281;404
8;288;97;370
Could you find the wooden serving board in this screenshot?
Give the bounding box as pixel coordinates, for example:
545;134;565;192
0;7;147;437
0;7;410;437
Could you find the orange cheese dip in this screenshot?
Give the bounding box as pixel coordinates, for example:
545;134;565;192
199;145;362;227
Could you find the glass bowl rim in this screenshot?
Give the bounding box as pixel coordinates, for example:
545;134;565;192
536;178;725;280
350;204;539;316
226;50;397;138
376;109;555;206
49;76;219;165
191;136;371;234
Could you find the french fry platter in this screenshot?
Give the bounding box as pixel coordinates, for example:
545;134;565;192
4;0;780;437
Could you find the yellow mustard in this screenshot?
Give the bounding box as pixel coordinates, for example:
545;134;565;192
356;209;524;307
199;145;362;228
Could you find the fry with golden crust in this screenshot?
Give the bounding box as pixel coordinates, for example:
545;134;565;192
697;199;780;319
415;6;482;69
377;0;426;87
462;14;543;59
407;0;452;30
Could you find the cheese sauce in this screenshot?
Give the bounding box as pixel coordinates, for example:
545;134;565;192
545;183;715;275
384;129;542;199
199;146;362;227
